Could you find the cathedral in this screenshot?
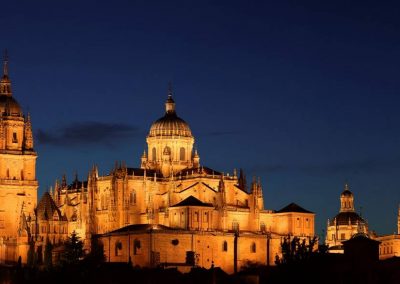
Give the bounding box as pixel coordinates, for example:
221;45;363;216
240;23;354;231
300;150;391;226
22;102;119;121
0;54;316;273
326;184;400;260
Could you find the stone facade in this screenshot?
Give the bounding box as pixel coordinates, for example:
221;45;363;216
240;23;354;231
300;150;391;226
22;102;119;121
51;89;315;272
0;56;316;271
0;53;38;264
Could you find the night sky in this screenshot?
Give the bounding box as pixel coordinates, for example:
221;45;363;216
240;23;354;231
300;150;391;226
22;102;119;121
1;0;400;238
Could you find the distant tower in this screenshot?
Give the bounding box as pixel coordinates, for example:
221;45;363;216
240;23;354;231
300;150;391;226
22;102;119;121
340;183;355;212
397;204;400;235
325;183;368;251
0;51;38;263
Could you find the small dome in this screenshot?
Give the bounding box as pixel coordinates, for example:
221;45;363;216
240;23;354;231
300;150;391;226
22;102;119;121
330;211;365;226
341;189;353;197
0;95;22;116
341;183;353;197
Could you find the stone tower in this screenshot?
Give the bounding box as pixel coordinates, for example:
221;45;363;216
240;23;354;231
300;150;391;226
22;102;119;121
0;52;38;263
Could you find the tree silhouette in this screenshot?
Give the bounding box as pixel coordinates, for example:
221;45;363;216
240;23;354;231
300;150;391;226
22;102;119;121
62;231;83;265
44;237;53;269
276;235;317;265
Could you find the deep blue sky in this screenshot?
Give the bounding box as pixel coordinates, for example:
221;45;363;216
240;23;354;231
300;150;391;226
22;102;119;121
2;0;400;237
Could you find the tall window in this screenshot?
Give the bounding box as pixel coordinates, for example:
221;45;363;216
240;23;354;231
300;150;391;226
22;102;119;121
251;242;256;253
130;191;136;205
222;241;228;252
12;132;17;143
180;147;185;161
134;239;141;255
115;241;122;256
152;147;156;161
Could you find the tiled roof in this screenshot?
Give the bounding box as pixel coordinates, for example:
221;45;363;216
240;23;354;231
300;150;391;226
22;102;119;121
107;224;174;234
36;192;64;221
171;196;213;207
276;202;313;213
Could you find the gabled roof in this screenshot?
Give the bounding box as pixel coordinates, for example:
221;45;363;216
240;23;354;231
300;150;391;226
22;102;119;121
171;196;213;207
107;224;175;234
276;202;313;214
177;166;221;176
36;192;64;221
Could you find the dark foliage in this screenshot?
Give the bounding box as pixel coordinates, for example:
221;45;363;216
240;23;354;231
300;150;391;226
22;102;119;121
61;231;83;265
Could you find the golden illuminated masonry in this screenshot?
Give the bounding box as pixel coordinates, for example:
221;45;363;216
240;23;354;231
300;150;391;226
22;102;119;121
0;55;318;272
0;52;38;262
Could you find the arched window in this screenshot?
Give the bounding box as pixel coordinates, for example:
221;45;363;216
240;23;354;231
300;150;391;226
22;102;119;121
251;242;256;253
163;146;171;155
130;191;136;205
180;147;185;161
222;241;228;252
134;239;141;255
152;147;156;161
115;241;122;256
260;222;266;232
20;170;24;180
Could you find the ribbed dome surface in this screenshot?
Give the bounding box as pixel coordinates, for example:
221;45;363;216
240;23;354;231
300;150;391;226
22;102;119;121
149;112;192;137
330;211;365;226
0;95;22;116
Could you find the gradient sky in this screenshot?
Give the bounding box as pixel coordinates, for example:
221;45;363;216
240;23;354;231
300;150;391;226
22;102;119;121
1;0;400;237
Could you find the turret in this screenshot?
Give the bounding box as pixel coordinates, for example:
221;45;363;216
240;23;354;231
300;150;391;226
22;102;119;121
0;50;12;97
340;183;355;212
140;150;147;168
193;149;200;168
397;204;400;235
24;113;34;150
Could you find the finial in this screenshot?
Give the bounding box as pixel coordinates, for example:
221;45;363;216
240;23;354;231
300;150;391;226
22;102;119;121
165;82;176;114
168;81;173;98
344;182;349;191
3;49;8;77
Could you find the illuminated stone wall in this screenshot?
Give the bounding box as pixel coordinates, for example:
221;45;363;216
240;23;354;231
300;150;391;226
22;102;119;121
0;57;38;264
100;228;283;273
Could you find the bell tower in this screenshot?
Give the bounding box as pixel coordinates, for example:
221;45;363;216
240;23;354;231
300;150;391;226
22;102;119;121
0;51;38;263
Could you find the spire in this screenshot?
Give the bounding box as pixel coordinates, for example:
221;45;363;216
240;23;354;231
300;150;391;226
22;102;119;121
0;50;12;96
165;82;176;114
397;204;400;235
24;113;34;150
3;50;8;77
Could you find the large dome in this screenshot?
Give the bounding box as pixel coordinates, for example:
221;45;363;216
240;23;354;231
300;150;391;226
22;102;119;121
329;211;365;226
148;94;192;137
0;95;22;116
